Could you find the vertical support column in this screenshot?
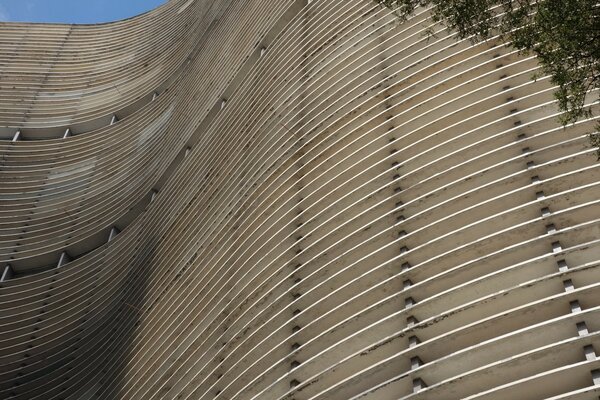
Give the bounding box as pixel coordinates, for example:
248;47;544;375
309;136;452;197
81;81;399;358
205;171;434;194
288;203;305;385
288;2;311;391
57;251;71;268
405;272;426;393
1;264;14;282
289;255;304;375
367;8;426;394
108;227;120;242
496;48;524;134
556;256;599;387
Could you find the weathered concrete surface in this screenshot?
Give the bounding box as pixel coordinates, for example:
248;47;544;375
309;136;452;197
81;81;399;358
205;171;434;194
0;0;598;399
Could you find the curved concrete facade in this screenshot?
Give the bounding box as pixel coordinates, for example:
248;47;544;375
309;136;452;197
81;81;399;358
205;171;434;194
0;0;599;399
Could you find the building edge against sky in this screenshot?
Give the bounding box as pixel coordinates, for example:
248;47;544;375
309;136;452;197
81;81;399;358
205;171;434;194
0;0;598;399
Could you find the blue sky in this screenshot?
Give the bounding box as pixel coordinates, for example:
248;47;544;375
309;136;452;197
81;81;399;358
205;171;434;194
0;0;167;24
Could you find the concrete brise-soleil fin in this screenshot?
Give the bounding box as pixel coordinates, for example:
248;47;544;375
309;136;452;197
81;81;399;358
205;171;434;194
0;0;598;399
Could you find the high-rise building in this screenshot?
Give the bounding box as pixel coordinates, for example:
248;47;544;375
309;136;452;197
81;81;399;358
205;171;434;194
0;0;598;399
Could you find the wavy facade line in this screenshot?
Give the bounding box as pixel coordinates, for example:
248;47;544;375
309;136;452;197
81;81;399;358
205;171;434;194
0;0;598;399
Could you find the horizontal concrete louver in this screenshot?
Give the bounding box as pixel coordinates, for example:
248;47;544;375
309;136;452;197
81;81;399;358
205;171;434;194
0;0;598;399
